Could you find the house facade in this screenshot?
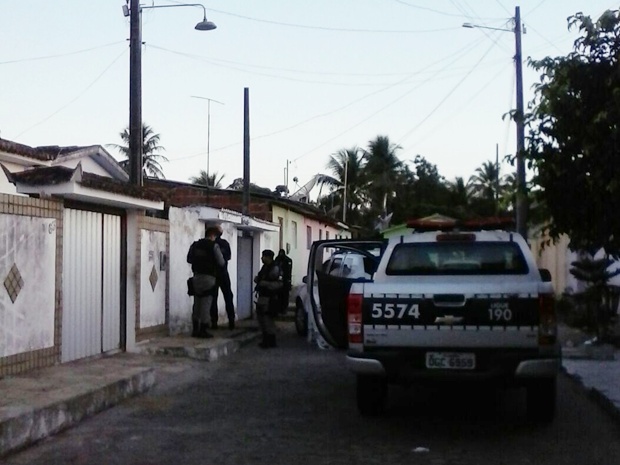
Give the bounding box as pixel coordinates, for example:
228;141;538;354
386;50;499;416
0;139;165;375
271;203;351;285
0;138;351;376
146;179;351;331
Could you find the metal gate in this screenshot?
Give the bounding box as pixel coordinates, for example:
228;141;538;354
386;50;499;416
62;209;121;362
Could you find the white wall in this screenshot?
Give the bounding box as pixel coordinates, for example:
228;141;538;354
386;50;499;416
168;207;203;335
0;214;56;357
215;222;238;320
139;229;167;328
57;157;111;177
125;211;139;351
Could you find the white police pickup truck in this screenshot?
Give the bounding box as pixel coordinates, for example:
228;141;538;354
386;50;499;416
306;230;560;421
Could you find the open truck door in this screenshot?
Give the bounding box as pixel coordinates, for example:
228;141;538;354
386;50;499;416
307;239;385;349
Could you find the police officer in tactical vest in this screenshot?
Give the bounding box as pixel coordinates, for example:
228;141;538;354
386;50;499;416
187;226;225;338
254;249;282;348
274;249;293;314
209;224;236;330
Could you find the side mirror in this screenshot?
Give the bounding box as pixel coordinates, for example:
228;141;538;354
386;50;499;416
539;268;552;283
302;275;308;284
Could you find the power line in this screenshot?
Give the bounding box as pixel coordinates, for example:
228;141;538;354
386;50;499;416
162;0;459;33
15;49;128;138
0;41;126;66
168;36;493;163
392;0;503;19
527;0;549;16
148;42;497;78
409;62;512;148
289;38;497;163
149;42;504;87
396;37;501;146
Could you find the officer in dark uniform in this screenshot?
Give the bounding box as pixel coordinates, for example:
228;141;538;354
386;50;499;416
254;249;282;348
187;226;225;338
209;224;236;330
275;249;293;314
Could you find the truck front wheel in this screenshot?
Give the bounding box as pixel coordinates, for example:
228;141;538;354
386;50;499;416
356;375;387;416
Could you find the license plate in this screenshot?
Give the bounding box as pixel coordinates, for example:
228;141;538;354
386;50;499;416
425;352;475;370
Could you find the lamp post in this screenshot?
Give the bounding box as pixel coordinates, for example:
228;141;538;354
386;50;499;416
191;95;224;184
463;6;527;238
125;0;216;186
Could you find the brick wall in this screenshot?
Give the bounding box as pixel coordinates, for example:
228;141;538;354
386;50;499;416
147;184;274;221
0;195;63;376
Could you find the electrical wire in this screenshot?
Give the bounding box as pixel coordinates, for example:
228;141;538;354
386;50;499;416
15;49;128;138
148;42;503;87
396;36;502;146
168;35;491;163
289;38;499;163
494;0;513;16
0;42;126;66
527;0;549;16
162;0;459;33
392;0;504;19
408;61;512;148
147;42;495;79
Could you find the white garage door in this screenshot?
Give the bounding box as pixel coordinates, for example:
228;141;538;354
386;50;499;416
62;209;121;362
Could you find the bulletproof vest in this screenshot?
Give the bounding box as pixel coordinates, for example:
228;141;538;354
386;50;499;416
189;239;217;275
216;237;232;262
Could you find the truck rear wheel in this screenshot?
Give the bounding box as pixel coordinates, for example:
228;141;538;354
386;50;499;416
356;375;387;416
526;378;556;423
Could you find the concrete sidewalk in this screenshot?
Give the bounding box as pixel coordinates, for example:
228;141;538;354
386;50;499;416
559;324;620;423
0;321;261;459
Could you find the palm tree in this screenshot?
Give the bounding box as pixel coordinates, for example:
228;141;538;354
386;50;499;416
322;147;367;222
362;135;402;217
108;123;168;179
467;160;501;205
190;170;225;188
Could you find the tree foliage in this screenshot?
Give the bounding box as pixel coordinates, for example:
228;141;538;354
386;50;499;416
524;9;620;256
108;123;169;179
190;170;225;188
316;136;517;236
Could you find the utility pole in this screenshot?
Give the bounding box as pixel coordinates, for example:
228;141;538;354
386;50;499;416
495;143;501;216
462;7;527;237
514;6;527;238
242;88;250;216
343;156;348;223
129;0;143;186
284;160;291;196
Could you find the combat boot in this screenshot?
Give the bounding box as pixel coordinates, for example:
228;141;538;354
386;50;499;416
197;323;213;339
258;334;276;349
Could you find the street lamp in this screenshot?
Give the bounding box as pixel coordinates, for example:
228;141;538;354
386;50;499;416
191;95;224;183
463;6;527;239
125;0;216;187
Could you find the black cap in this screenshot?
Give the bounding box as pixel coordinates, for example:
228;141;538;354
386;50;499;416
261;249;275;258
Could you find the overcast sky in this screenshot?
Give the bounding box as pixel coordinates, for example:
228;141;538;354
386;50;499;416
1;1;616;195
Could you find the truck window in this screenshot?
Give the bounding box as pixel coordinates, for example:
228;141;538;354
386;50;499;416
385;242;529;275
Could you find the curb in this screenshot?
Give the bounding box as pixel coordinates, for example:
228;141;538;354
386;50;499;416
0;367;155;459
561;366;620;426
135;329;262;361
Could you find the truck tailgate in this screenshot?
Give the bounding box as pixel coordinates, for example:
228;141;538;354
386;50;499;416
361;282;541;349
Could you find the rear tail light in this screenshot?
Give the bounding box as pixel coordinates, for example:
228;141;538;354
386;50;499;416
347;293;363;344
538;293;557;345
